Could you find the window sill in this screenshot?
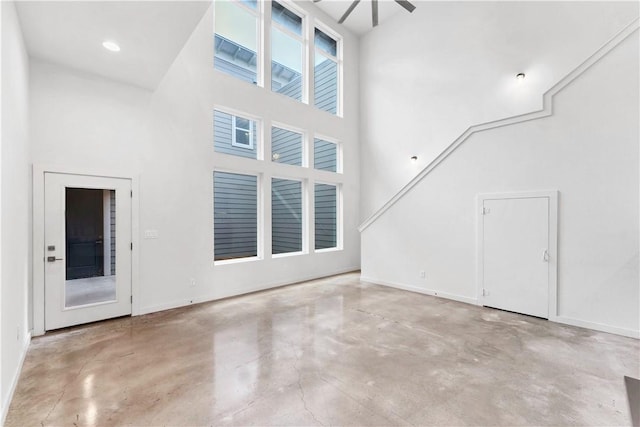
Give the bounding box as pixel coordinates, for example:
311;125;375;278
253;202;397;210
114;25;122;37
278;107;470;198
314;247;341;254
214;256;261;266
272;251;305;259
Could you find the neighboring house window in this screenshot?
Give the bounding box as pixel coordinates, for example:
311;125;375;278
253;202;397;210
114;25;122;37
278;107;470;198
272;178;303;255
271;1;305;102
214;110;258;159
232;116;254;149
314;27;341;115
214;0;260;84
272;126;303;166
315;183;338;250
314;137;339;172
214;172;259;261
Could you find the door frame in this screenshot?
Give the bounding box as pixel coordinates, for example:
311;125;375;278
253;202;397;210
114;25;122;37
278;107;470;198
476;190;559;321
33;164;140;335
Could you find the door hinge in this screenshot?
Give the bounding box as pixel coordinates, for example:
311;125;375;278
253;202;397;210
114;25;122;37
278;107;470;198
130;190;133;198
130;295;133;303
130;242;133;250
482;207;490;215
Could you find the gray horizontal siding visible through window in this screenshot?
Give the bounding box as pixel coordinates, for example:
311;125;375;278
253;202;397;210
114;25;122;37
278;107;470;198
315;183;337;250
314;58;338;114
272;127;302;166
272;179;302;255
214;110;258;159
314;138;337;172
110;190;116;275
214;172;258;261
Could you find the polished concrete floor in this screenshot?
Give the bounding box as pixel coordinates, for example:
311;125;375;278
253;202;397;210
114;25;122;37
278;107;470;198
6;272;640;426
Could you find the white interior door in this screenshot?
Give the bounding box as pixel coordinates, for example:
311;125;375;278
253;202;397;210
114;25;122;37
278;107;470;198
482;196;549;318
44;172;132;330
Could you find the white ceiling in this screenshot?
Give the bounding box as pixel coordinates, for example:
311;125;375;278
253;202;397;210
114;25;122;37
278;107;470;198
16;1;211;90
312;0;410;36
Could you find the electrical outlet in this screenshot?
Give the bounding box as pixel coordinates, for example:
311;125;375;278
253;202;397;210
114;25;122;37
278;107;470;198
190;278;196;287
419;270;426;279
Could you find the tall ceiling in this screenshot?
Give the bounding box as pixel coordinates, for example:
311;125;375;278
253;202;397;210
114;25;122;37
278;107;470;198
312;0;407;36
16;1;211;90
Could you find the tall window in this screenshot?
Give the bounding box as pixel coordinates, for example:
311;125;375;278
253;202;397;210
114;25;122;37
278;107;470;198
214;172;258;261
272;126;303;166
271;1;305;101
214;110;258;159
214;0;259;84
315;183;338;250
272;178;303;255
314;27;340;115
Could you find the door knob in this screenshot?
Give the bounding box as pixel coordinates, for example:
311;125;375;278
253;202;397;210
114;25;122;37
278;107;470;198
47;256;64;262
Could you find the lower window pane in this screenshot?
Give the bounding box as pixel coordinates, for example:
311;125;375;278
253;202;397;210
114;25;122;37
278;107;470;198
315;184;337;250
272;178;302;254
314;53;338;114
214;172;258;261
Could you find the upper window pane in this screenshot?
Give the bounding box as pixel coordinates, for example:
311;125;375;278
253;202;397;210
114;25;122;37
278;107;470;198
272;1;302;35
314;138;338;172
214;172;258;261
214;1;258;84
272;127;302;166
272;27;303;101
214;110;258;159
272;178;303;255
315;28;337;57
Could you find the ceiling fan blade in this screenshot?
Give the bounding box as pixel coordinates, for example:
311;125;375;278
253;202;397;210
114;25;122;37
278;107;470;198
338;0;361;24
372;0;378;27
394;0;416;13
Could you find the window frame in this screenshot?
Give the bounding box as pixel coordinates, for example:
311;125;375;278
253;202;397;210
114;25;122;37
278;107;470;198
213;169;263;265
313;134;341;173
313;21;343;117
270;0;308;103
232;115;255;150
271;176;307;257
313;181;342;253
271;122;307;167
213;0;263;87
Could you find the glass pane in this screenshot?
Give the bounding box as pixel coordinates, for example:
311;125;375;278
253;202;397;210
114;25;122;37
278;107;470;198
314;138;337;172
272;127;302;166
214;172;258;261
65;188;116;308
272;1;302;35
214;110;257;158
272;179;302;255
239;0;257;9
315;28;337;57
214;2;258;84
314;53;338;114
315;184;337;250
272;27;303;101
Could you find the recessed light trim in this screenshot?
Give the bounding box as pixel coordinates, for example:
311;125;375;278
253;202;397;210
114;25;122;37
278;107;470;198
102;41;121;52
516;72;526;80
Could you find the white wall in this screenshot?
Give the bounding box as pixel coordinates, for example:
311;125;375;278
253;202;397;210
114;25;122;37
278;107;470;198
0;0;31;420
359;1;640;219
361;26;639;337
30;2;360;324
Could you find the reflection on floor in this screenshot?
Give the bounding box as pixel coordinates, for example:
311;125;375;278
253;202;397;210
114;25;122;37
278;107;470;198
65;275;116;307
6;272;640;426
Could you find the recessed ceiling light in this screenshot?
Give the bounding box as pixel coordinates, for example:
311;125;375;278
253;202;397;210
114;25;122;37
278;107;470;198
102;41;121;52
516;72;526;80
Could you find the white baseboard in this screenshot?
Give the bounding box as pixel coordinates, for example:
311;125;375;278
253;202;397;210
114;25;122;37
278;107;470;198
1;331;31;425
360;276;479;306
138;266;361;316
554;316;639;339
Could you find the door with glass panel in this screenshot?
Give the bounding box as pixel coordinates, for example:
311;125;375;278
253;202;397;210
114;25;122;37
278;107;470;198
44;173;132;330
